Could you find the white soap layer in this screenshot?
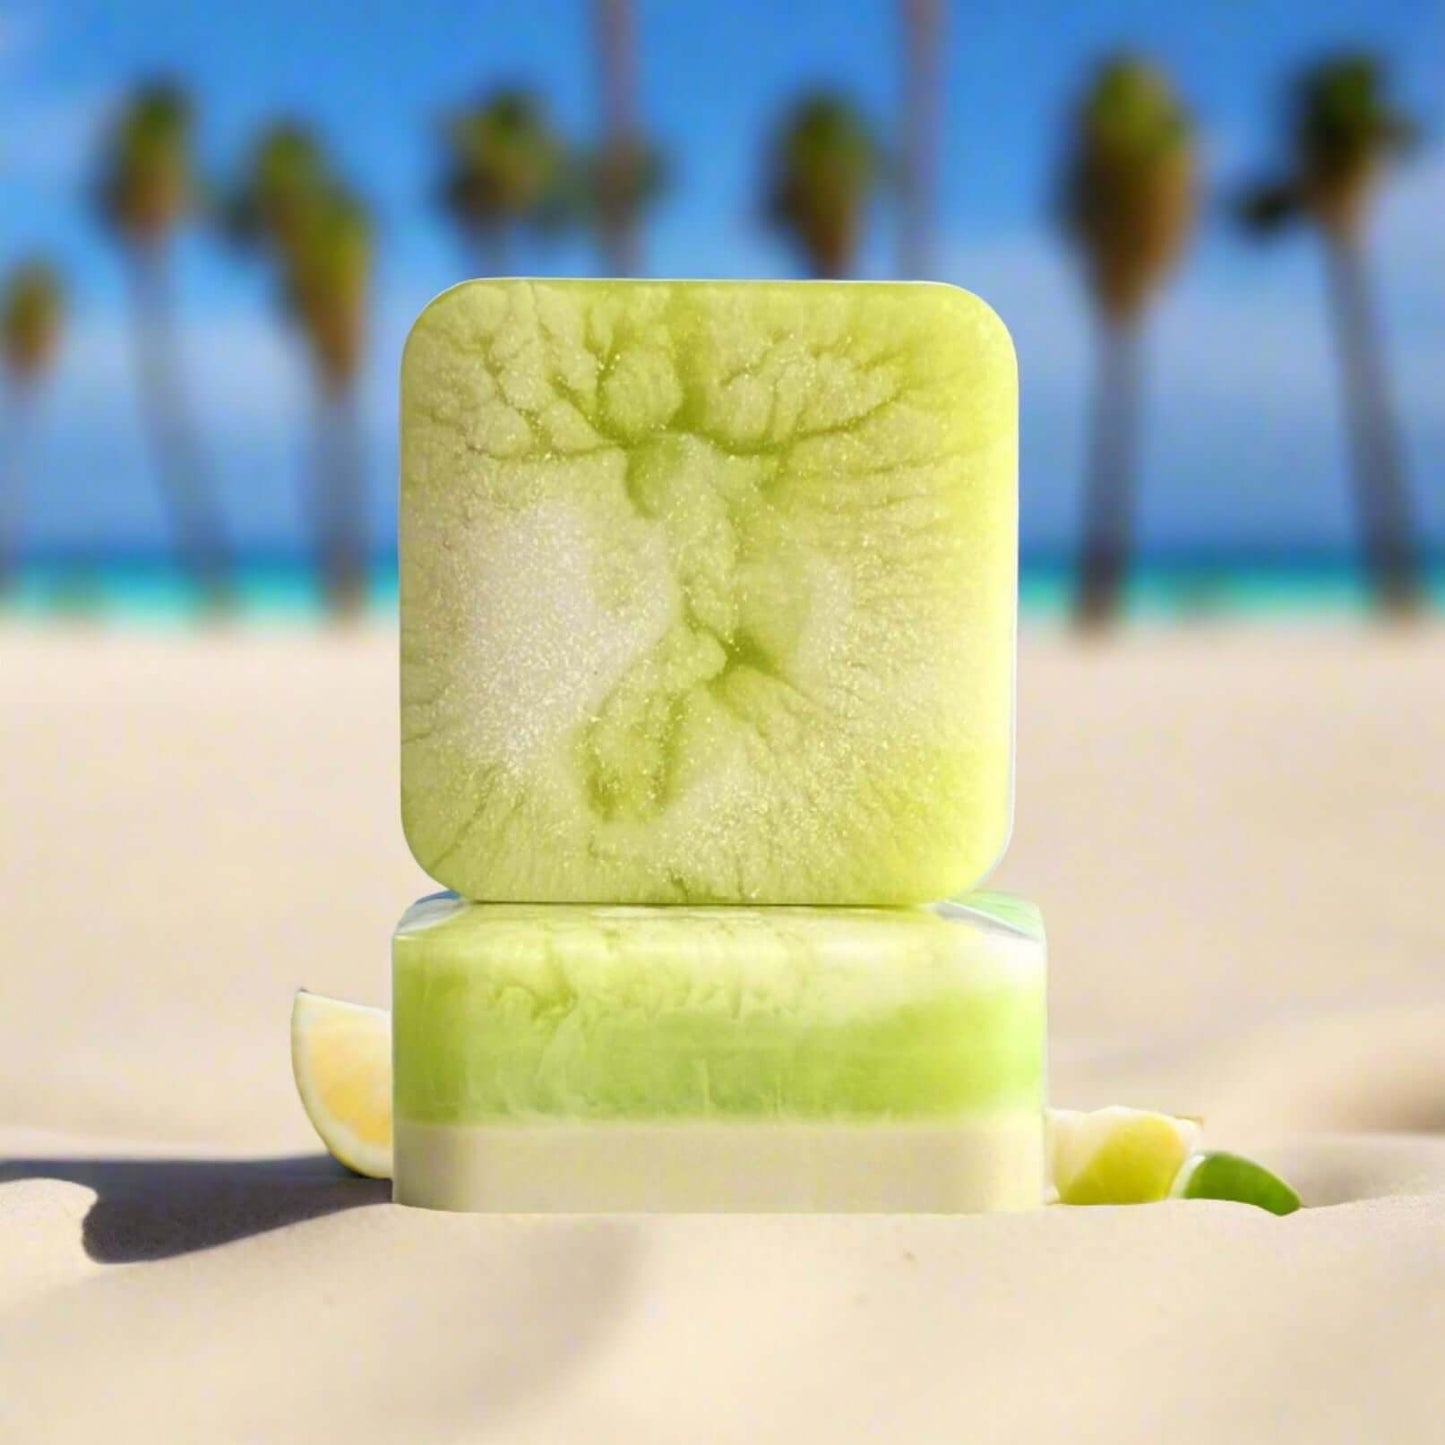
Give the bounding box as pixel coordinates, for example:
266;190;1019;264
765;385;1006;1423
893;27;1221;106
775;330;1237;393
394;1116;1044;1214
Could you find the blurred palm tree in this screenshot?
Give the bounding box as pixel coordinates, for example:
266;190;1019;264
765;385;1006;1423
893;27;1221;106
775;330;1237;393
0;259;64;592
1237;55;1424;616
766;93;886;277
287;189;372;617
438;89;568;276
227;122;331;259
589;0;665;275
899;0;944;277
1060;56;1196;628
96;82;231;607
229;124;371;617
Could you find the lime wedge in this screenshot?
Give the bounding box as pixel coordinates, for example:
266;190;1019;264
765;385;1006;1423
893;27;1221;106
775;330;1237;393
1048;1106;1201;1205
1171;1151;1302;1215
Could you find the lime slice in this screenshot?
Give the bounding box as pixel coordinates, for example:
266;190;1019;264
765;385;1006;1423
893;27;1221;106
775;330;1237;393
291;990;392;1179
1171;1151;1302;1215
1048;1106;1201;1205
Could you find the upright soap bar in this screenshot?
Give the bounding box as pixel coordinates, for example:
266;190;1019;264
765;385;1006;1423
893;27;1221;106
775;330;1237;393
401;279;1017;904
392;891;1047;1213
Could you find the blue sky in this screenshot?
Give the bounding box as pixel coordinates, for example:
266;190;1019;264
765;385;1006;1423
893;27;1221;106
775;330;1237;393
1;0;1442;560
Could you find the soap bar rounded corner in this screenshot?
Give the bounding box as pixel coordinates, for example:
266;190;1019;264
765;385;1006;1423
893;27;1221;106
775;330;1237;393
400;278;479;373
396;784;453;903
933;786;1016;906
403;275;511;339
915;279;1018;369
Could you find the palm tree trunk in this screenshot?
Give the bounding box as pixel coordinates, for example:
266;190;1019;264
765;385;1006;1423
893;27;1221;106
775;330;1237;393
594;0;640;276
899;0;943;278
311;375;367;620
127;244;231;612
1323;232;1424;617
0;378;34;595
1075;315;1142;629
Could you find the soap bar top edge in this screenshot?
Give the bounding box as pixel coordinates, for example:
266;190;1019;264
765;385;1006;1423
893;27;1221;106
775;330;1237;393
401;275;1016;376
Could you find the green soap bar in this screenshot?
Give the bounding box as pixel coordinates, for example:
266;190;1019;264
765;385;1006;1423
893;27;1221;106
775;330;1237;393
391;891;1045;1124
400;279;1017;905
391;892;1046;1212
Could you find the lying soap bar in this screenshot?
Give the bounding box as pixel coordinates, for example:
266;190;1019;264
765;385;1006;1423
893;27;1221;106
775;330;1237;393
391;891;1046;1212
400;279;1017;905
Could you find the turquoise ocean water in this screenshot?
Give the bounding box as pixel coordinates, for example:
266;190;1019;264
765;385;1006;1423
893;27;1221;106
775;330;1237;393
3;556;1443;624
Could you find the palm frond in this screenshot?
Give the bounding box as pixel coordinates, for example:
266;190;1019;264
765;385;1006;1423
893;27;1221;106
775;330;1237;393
93;80;196;246
764;90;885;277
1;259;64;379
1058;54;1196;321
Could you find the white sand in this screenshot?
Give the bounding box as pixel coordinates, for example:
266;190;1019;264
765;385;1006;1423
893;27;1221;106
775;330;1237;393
2;620;1443;1441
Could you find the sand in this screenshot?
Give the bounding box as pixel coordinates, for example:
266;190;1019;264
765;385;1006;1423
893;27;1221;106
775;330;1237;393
2;620;1443;1442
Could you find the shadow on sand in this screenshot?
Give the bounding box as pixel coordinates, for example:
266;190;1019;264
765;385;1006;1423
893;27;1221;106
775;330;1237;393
2;1153;651;1436
0;1153;390;1262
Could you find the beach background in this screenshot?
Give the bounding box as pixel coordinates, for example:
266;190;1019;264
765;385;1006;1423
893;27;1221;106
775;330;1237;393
2;1;1443;1441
